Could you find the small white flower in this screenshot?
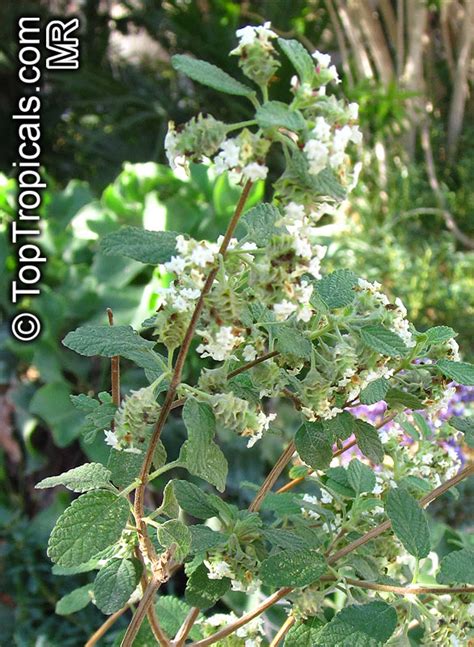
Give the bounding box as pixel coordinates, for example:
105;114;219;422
104;430;119;449
164;255;186;274
243;345;257;361
204;559;234;580
321;490;333;504
312;50;331;68
304;139;329;176
242;162;269;182
312;117;332;141
274;300;297;320
348;102;359;120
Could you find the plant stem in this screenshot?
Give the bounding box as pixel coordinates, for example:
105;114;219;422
122;181;253;647
269;614;296;647
107;308;121;411
84;605;130;647
319;575;474;596
172;607;201;647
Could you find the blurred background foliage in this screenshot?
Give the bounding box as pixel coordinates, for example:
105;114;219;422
1;0;474;643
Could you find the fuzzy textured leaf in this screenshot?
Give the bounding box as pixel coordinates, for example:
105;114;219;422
94;558;141;615
347;459;376;495
437;548;474;584
241;203;281;246
436;360;474;386
354;420;384;463
260;547;326;587
180;398;227;491
172;54;254;96
360;378;390;405
360;325;408;357
423;326;456;345
101;226;177;264
173;480;218;519
47;491;129;566
278;38;316;84
316;269;358;309
273;325;312;359
189;525;228;554
313;601;397;646
385;388;425;410
448;416;474;447
36;463;111;493
385;488;430;559
256;101;306;131
155;597;202;640
284;617;325;646
185;563;231;609
295;422;333;470
55;585;92;615
63;325;155;363
157;519;192;562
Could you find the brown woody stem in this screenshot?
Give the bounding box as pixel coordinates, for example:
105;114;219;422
84;605;130;647
121;181;253;646
107;308;121;408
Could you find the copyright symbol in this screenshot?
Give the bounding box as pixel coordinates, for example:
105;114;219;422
11;312;42;342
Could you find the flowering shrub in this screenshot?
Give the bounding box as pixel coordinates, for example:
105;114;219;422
39;24;474;646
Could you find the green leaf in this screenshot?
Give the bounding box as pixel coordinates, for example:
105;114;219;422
286;150;346;201
449;416;474;447
71;393;117;444
273;325;312;360
185;563;231;609
385;488;430;559
107;448;143;489
284;617;325;647
94;558;141;615
347;459;376;495
171;54;254;96
36;463;111;493
157;519;192;562
261;491;303;516
360;325;408;357
173;480;218;519
385;388;425;411
412;412;431;439
360;378;390;405
278;38;315;84
295;422;333;470
180;398;227;492
63;325;155;364
240;203;281;246
436;360;474;386
354;420;384;463
256;101;305;131
55;585;92;615
437;548;474;584
155;597;202;640
101;227;178;264
263;528;316;551
158;480;180;518
424;326;456;345
189;525;228;554
260;548;326;587
315;269;358;309
325;467;355;498
313;601;397;646
323;411;355;441
47;491;130;566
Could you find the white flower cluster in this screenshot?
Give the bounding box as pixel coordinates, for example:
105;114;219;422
199;612;265;647
312;50;341;84
213;137;269;183
230;21;277;56
304;117;362;177
204;556;262;594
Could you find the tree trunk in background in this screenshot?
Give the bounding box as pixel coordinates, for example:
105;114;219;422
402;0;427;158
356;0;395;85
334;0;375;78
447;0;474;160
